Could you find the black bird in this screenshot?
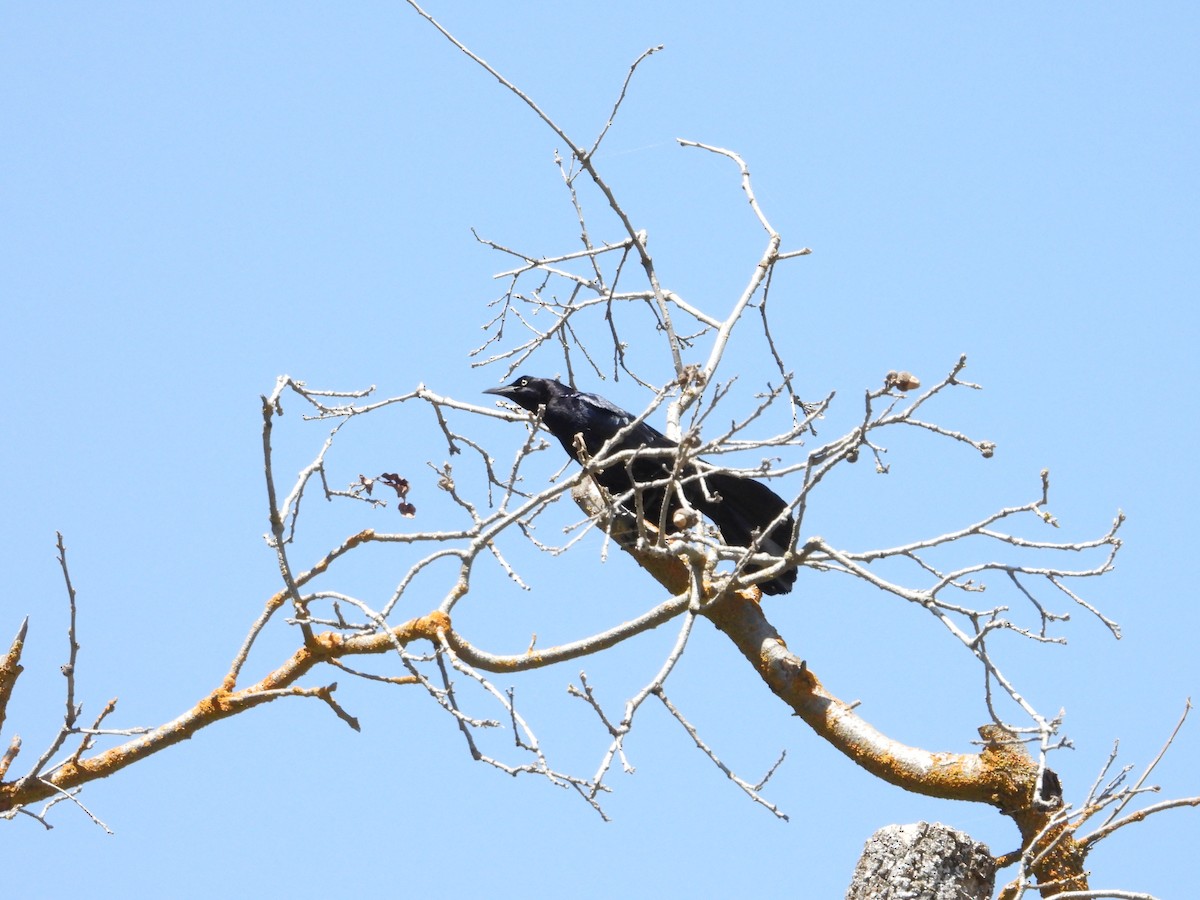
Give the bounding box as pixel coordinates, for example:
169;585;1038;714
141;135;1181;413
485;375;797;595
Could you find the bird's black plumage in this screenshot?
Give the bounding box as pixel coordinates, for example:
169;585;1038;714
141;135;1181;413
485;375;797;595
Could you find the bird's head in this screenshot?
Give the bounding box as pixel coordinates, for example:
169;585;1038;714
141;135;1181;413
483;375;557;414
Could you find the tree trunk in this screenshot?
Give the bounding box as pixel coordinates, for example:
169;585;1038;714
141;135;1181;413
846;822;995;900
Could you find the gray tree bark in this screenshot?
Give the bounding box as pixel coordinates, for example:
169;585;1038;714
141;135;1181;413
845;822;995;900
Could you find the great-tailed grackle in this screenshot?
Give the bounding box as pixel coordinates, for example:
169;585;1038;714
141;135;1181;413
485;375;797;595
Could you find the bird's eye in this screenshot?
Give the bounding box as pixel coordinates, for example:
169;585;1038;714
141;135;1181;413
519;378;528;387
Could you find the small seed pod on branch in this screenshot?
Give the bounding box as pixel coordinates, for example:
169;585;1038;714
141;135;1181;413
672;507;700;530
885;370;922;392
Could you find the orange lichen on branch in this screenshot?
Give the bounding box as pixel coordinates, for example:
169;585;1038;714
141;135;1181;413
980;725;1086;898
573;481;1066;841
704;591;1089;894
301;529;379;581
707;593;982;794
0;619;28;736
0;608;452;816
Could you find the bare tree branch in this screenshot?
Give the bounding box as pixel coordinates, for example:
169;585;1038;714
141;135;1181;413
4;12;1188;898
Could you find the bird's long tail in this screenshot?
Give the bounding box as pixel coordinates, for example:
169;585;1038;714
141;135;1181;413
685;470;797;595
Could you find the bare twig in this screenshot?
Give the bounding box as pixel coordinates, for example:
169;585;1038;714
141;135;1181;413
655;686;789;820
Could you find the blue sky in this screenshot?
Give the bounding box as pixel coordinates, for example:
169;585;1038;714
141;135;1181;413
2;3;1197;897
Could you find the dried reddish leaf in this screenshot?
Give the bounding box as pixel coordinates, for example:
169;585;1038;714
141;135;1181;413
379;473;411;499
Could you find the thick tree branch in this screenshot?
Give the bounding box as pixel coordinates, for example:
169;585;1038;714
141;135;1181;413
0;618;28;739
585;489;1092;894
0;611;450;815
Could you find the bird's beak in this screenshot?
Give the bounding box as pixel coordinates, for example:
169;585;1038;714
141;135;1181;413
484;385;517;398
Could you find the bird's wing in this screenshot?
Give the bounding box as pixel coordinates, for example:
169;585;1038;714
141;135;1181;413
575;389;637;422
576;390;674;448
